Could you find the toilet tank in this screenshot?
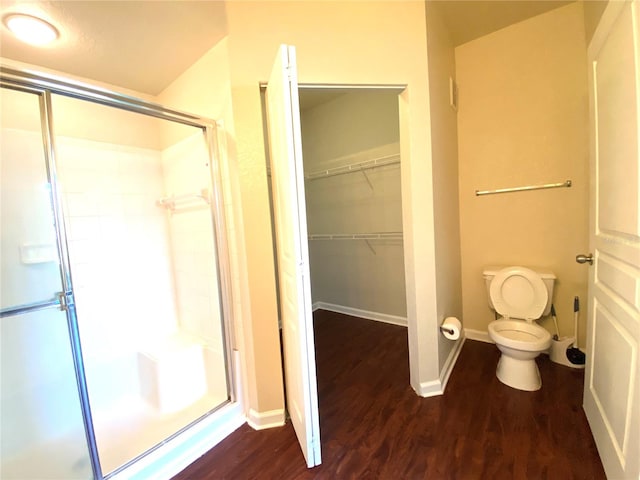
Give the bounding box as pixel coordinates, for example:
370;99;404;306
483;266;556;316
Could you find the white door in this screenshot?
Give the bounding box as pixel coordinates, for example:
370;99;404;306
265;44;321;468
583;1;640;478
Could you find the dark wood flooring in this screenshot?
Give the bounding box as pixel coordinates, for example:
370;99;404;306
174;310;605;479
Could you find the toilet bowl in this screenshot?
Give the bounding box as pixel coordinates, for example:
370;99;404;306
484;266;555;391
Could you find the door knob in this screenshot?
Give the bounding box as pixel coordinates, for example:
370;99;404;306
576;253;594;265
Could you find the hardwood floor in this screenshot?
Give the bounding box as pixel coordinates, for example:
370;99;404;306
173;310;605;479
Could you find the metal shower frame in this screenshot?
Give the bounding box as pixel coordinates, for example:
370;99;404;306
0;65;237;480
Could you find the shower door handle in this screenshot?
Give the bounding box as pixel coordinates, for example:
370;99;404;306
576;253;594;265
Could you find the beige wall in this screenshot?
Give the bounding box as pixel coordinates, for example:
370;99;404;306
426;2;463;372
301;91;400;168
456;2;590;346
224;0;445;398
301;91;406;318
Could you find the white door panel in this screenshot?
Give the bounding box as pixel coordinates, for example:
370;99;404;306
265;44;321;468
585;2;640;478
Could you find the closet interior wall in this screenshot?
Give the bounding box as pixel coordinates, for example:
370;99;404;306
300;90;406;322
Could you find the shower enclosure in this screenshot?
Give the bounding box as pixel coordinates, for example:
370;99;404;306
0;68;237;479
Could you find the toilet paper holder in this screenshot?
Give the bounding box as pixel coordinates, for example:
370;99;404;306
440;325;455;335
439;317;462;340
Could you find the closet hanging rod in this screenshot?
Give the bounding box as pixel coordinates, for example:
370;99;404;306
157;189;210;210
475;179;572;196
305;154;400;180
308;232;403;241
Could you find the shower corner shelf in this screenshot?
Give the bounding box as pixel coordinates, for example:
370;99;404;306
157;188;210;211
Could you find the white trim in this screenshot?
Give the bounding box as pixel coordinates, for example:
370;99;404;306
246;408;286;430
416;379;444;397
414;337;466;398
312;302;408;327
464;328;493;344
439;337;465;392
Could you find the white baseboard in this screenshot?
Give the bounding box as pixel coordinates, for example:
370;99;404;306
414;337;466;398
247;408;285;430
464;328;493;344
439;336;465;392
312;301;407;327
416;379;444;398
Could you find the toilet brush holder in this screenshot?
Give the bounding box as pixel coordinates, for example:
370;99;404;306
549;336;585;369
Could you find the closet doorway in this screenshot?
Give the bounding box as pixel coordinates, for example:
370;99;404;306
264;80;408;464
299;87;407;325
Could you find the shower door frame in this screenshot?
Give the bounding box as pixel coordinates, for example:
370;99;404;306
0;66;238;479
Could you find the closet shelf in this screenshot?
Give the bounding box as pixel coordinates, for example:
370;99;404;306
305;153;400;181
308;232;403;241
309;232;403;255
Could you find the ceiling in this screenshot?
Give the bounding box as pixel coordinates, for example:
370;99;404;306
0;1;575;96
0;1;228;95
435;0;574;46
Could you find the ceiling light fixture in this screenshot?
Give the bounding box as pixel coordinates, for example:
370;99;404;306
3;13;59;46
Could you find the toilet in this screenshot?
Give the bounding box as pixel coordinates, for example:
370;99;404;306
483;266;555;391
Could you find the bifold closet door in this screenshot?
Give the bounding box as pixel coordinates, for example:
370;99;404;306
265;44;321;468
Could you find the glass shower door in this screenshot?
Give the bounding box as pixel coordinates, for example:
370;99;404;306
0;87;93;479
50;93;231;476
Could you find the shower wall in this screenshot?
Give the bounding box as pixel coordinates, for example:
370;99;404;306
54;122;228;472
55;129;228;399
0;126;165;424
160;133;227;400
56;135;178;410
161;134;224;351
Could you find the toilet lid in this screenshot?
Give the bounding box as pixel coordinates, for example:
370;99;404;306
489;266;548;319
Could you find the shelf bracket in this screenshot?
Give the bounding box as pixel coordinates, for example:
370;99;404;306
364;239;376;255
361;169;374;190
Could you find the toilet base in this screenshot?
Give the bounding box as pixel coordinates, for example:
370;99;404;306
496;354;542;391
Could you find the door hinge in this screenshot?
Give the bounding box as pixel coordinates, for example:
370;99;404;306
286;66;296;82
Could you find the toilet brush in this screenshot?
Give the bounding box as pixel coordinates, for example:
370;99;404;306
566;296;586;365
550;304;560;340
573;296;579;348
